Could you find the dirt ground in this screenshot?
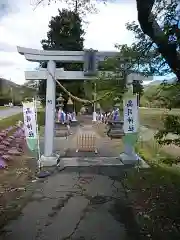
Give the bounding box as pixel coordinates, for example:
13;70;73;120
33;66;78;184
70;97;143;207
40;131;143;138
0;152;37;228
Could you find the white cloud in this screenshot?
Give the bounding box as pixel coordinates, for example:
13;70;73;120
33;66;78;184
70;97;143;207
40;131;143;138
0;0;137;85
85;2;137;50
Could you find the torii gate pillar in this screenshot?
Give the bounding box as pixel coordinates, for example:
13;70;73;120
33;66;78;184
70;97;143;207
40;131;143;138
43;60;56;157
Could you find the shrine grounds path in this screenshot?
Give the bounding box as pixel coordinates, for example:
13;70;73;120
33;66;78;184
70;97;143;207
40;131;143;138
0;117;142;240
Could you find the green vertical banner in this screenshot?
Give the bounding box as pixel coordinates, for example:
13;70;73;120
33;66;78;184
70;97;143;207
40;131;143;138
22;101;38;152
122;86;139;147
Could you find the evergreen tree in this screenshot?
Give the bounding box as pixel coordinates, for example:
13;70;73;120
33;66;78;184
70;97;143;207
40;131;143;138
38;9;85;109
41;9;84;51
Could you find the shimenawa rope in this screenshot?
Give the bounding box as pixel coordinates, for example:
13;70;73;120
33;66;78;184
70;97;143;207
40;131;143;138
47;69;115;104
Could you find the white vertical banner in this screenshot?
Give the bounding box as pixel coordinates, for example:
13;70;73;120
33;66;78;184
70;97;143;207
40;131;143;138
22;102;37;139
123;96;139;134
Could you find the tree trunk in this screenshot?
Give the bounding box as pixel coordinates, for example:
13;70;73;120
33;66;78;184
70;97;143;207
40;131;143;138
136;0;180;81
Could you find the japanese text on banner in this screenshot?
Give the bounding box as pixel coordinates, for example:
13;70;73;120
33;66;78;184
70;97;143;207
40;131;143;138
123;97;138;134
23;103;37;139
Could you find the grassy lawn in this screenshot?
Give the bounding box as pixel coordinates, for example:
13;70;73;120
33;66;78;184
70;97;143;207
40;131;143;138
140;107;180;115
0;113;23;131
0;111;45;131
140;110;162;129
0;106;8;110
139;108;180;157
139;108;180;129
124;139;180;239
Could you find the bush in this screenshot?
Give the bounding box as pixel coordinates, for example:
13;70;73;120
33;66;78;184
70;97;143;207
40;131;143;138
0;96;12;105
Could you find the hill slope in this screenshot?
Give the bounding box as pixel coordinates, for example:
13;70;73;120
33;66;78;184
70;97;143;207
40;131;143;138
141;80;180;108
146;77;177;87
0;78;36;105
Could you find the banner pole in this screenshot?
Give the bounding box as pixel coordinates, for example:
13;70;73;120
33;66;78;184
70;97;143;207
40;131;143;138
33;98;41;171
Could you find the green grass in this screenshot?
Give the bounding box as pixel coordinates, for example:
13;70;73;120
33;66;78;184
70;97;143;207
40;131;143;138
140;108;180;115
0;106;8;110
139;108;180;129
0;111;45;131
0;113;23;131
140;112;162;129
123;137;180;239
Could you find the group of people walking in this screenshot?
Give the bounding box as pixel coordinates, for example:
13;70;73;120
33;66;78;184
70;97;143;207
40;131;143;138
56;107;120;130
57;109;76;124
96;108;121;123
56;109;77;135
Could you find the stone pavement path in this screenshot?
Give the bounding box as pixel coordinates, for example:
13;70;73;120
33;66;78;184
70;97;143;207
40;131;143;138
65;124;120;157
1;170;139;240
0;123;140;240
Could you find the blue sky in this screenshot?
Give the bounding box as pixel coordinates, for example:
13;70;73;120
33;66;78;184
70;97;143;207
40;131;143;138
0;0;170;85
0;0;139;84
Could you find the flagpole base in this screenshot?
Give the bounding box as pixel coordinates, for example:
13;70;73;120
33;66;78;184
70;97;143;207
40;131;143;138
40;154;60;167
119;152;138;165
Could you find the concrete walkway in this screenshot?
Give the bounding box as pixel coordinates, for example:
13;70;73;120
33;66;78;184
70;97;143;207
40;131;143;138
1;169;138;240
65;124;121;158
0;124;140;240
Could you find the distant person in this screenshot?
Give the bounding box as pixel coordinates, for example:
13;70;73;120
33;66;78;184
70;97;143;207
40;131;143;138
58;108;61;122
61;110;66;124
68;112;72;122
66;118;72;136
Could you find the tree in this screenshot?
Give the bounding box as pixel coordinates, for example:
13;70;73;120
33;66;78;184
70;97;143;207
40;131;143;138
38;9;85;110
41;9;84;51
140;81;180;108
123;0;180;151
35;0;97;16
84;44;145;110
126;1;179;78
35;0;180;80
136;0;180;80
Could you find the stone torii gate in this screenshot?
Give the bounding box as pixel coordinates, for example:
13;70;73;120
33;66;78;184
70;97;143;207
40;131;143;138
17;47;152;166
17;47;121;166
